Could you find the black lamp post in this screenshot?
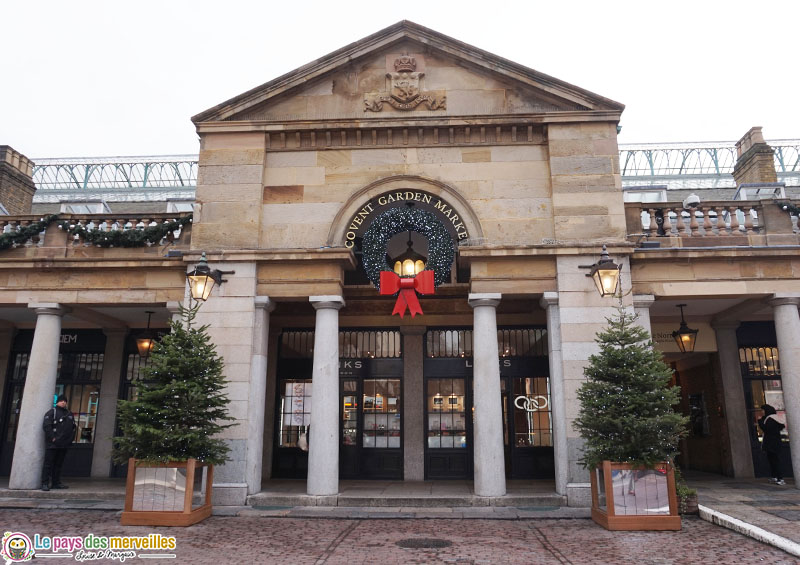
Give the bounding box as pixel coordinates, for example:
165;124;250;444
672;303;699;353
136;311;156;358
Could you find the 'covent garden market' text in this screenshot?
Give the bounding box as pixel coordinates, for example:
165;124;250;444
344;191;470;247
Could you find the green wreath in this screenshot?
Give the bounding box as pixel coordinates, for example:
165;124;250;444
361;206;454;290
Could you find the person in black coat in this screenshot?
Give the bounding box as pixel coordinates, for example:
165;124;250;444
758;404;786;485
41;395;76;491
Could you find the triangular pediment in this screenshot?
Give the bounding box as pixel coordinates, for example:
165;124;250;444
193;21;623;124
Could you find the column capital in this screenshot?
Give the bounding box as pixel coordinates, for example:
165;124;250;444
400;325;426;336
539;292;559;309
468;293;501;309
769;296;800;308
27;303;67;317
632;294;655;309
166;301;182;316
255;296;276;312
310;295;345;311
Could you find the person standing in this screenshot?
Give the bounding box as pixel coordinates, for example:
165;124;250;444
41;395;76;491
759;404;786;486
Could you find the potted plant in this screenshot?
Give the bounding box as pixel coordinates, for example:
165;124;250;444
673;468;699;515
575;306;688;531
113;304;233;526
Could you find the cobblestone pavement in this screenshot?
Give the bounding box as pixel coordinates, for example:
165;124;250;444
1;509;797;564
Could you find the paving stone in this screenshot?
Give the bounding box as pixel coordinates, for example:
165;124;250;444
0;510;797;564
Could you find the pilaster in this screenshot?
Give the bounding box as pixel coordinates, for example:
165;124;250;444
91;330;127;477
711;320;755;478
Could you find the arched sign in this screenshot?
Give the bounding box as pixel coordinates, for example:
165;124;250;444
343;190;470;248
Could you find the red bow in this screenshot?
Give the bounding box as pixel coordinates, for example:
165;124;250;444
379;270;435;318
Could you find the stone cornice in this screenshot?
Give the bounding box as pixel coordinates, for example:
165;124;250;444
195;111;623;136
187;248;357;269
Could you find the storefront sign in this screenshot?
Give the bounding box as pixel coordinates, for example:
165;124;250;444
514;395;549;412
344;190;470;247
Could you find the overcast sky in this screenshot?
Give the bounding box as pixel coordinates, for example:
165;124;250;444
2;0;798;159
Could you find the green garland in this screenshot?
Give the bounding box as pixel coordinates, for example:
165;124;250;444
0;215;60;250
777;201;800;216
361;206;454;290
60;215;192;247
0;214;192;251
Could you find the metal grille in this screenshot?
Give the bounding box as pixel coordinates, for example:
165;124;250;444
124;354;151;381
426;328;547;358
739;347;780;378
279;330;402;359
339;330;402;358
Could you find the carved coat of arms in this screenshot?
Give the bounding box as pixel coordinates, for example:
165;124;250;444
364;55;446;112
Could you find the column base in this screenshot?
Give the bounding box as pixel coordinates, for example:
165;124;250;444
211;483;248;506
566;482;592;507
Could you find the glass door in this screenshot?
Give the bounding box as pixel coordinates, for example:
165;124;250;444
745;379;792;478
425;377;471;479
340;378;402;479
504;376;554;479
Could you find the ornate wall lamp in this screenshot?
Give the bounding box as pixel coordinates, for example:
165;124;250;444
136;311;156;358
580;244;622;297
186;252;235;302
672;304;699;353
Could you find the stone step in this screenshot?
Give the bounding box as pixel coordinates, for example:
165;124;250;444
247;492;566;508
0;487;126;500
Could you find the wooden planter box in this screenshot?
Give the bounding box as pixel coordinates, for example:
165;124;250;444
590;461;681;531
121;458;213;527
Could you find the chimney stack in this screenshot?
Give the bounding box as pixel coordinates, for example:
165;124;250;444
0;146;36;214
732;127;777;185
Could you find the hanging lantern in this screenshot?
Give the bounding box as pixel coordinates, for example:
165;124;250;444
589;244;622;297
672;304;699;353
136;311;156;358
392;231;427;277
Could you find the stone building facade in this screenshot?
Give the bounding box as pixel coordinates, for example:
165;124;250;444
1;22;798;504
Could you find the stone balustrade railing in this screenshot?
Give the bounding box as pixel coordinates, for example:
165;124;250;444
625;200;800;241
0;212;192;252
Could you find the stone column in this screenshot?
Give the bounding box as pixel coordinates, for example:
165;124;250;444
90;330;127;477
469;293;506;497
401;326;426;481
770;297;800;486
540;292;567;496
712;321;755;477
307;296;344;496
246;296;274;494
9;304;65;489
633;295;655;334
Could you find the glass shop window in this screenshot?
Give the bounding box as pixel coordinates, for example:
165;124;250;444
427;378;467;449
277;379;311;448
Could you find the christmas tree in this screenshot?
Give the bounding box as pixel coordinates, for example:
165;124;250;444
113;304;234;465
575;306;687;469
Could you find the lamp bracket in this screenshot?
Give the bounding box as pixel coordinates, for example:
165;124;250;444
211;269;235;284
